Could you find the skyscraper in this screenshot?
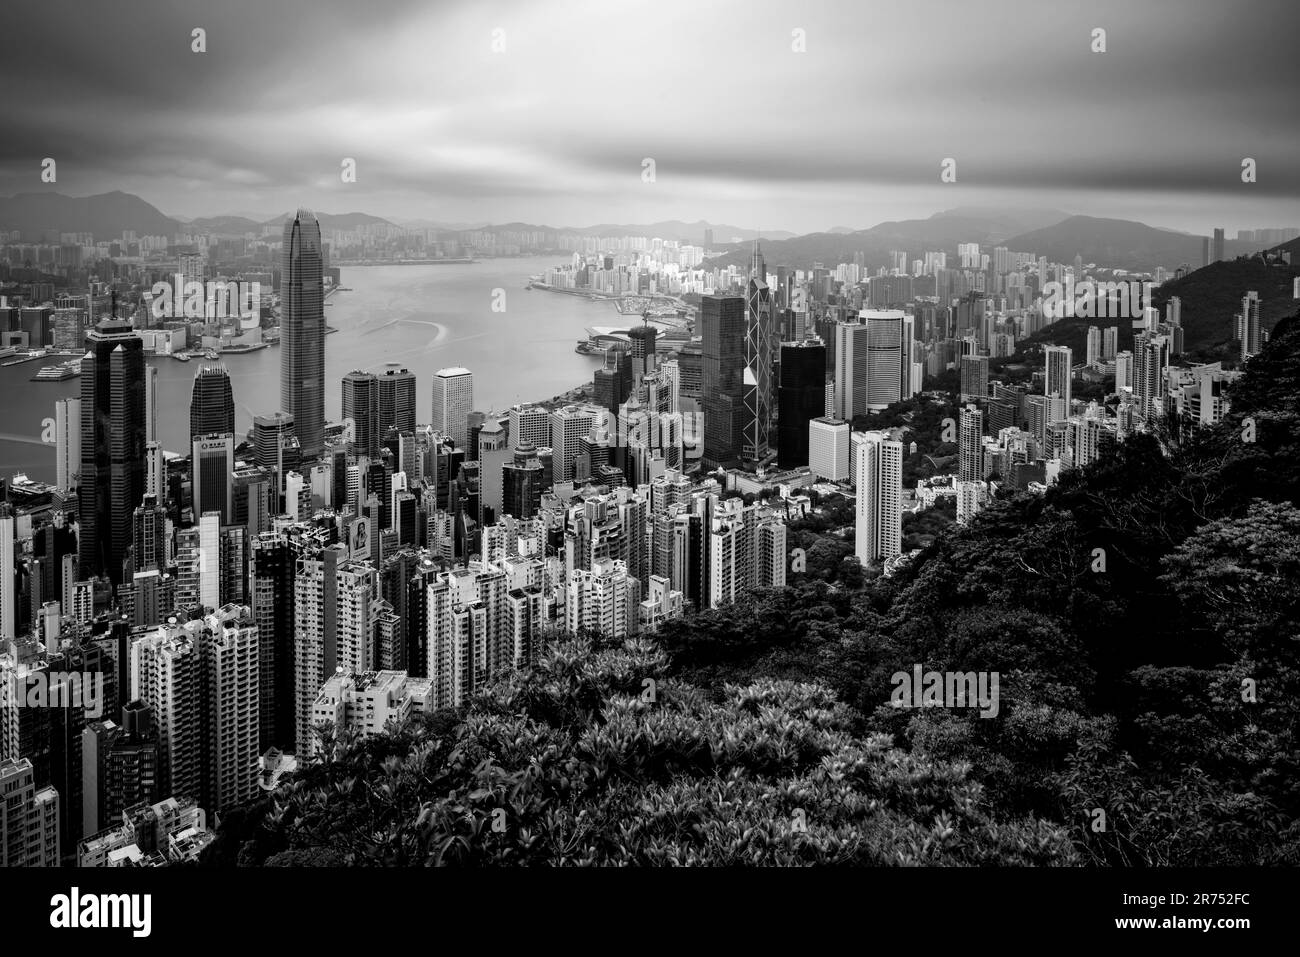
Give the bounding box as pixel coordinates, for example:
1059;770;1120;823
1238;290;1261;361
863;310;905;412
743;243;775;461
700;294;746;467
54;396;81;490
959;404;984;484
79;318;147;585
959;354;989;403
853;430;902;567
377;367;417;437
189;364;235;442
192;433;235;526
280;209;326;459
1213;227;1225;263
777;341;827;469
432;367;473;450
1044;344;1073;420
342;370;380;459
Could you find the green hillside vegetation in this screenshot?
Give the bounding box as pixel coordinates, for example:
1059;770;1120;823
204;311;1300;867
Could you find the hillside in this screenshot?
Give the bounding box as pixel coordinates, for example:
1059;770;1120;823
1002;215;1267;272
1151;255;1300;358
0;190;181;240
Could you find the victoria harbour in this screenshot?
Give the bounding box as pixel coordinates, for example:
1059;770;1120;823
0;256;609;482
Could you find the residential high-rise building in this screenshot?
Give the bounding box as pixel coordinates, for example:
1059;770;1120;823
1212;227;1225;263
0;757;60;866
1102;326;1119;361
54;396;81;490
191;433;235;525
79;318;147;586
1044;344;1073;419
342;370;380;459
853;430;902;567
1115;351;1134;394
1085;326;1102;367
432;367;473;450
700;294;747;467
1133;333;1171;420
195;604;260;812
959;354;988;402
377;367;417;437
189;365;235;443
280;209;326;459
1237;290;1262;361
777;341;827;469
959;404;984;483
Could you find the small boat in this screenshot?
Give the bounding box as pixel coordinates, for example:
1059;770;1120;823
174;353;191;362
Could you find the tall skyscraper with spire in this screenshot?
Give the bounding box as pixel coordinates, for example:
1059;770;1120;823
79;315;147;585
743;241;775;462
280;210;325;459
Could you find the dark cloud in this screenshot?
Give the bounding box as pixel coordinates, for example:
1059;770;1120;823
1;0;1297;233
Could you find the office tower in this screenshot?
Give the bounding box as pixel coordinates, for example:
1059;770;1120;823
1086;326;1102;366
1044;345;1073;419
628;323;658;390
195;512;222;611
959;405;984;483
1237;290;1261;361
777;341;827;469
250;530;297;751
254;411;296;473
593;364;625;415
189;365;235;442
82;701;161;838
192;433;235;525
959;354;988;403
79;318;147;586
145;365;158;445
280;209;326;458
502;443;546;519
743;242;775;461
1201;236;1211;268
144;441;165;501
549;405;599;484
54;396;81;490
863;310;905;411
832;320;868;420
1103;326;1119;361
1213;227;1225;263
0;507;14;642
342;370;380;458
232;466;275;536
377;367;417;437
1115;351;1134;394
509;404;551;450
808;417;850;481
432;367;473;450
196;605;260;812
0;758;59;866
132;494;168;573
853;430;902;567
700;294;747;467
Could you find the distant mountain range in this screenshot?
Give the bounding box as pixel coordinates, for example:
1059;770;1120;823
0;190;181;239
1001;216;1270;272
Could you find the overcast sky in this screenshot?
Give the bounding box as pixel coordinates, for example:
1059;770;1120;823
2;0;1298;235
